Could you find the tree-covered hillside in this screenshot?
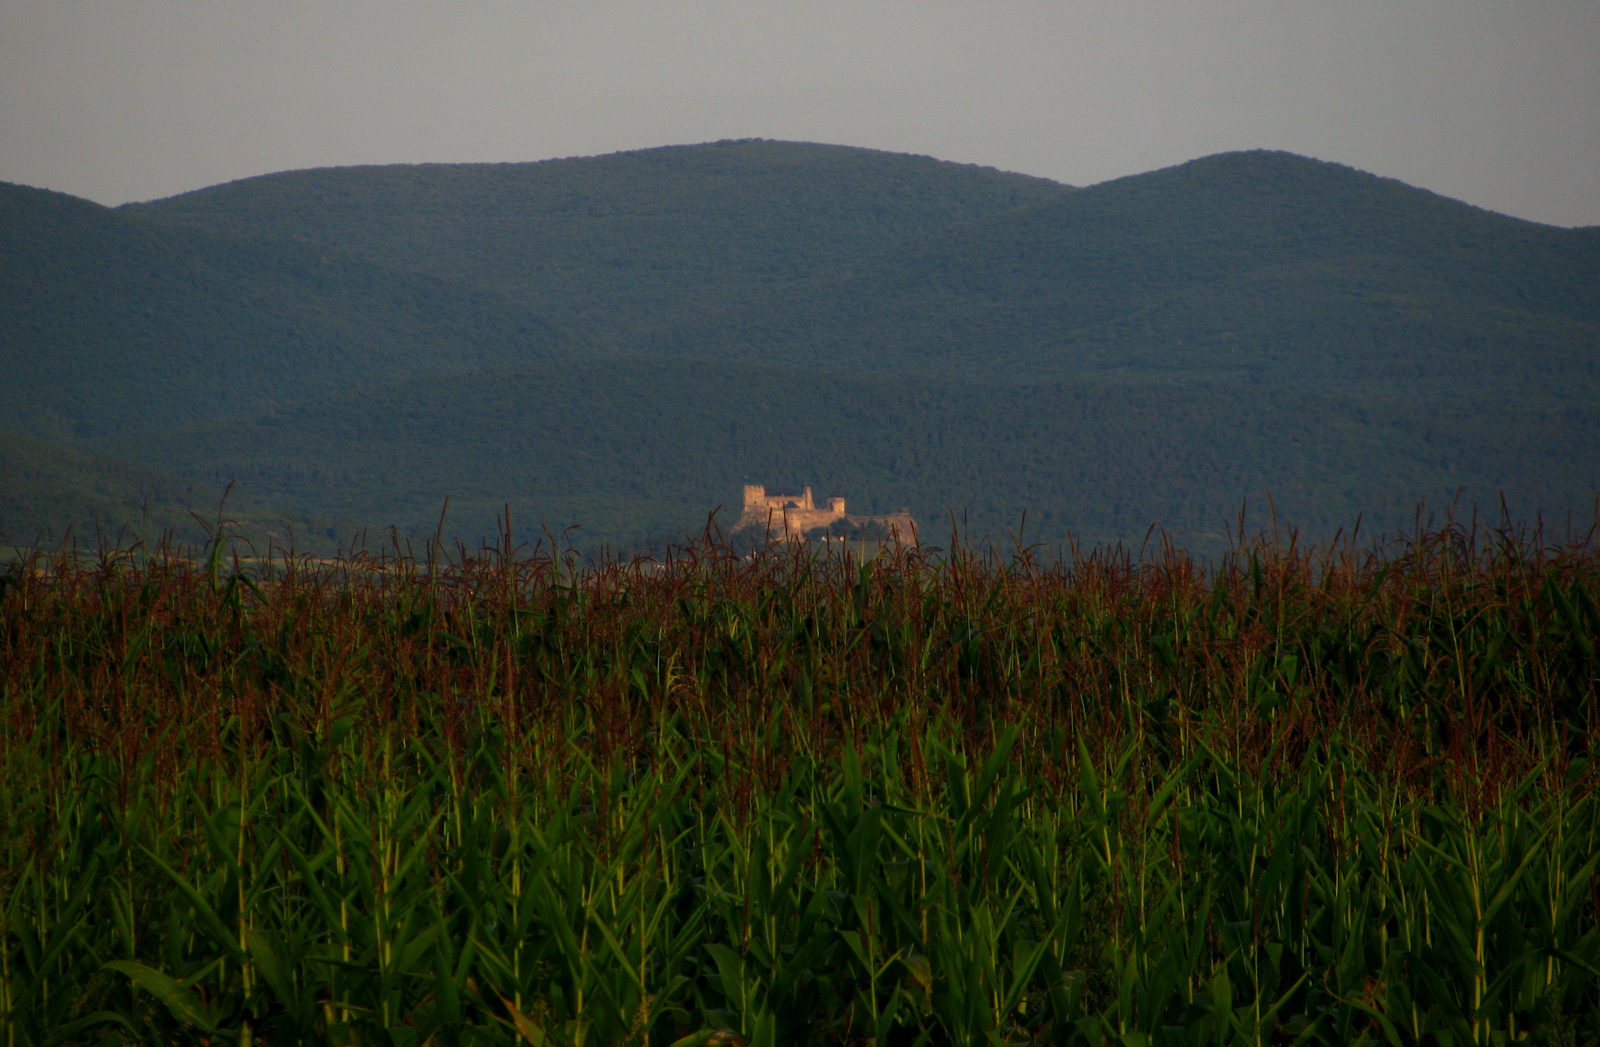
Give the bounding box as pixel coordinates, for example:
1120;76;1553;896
123;139;1068;346
108;360;1600;556
7;142;1596;553
0;429;348;553
122;146;1599;404
645;151;1600;401
1;182;572;440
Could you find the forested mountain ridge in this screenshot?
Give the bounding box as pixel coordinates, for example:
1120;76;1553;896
1;181;573;441
123;139;1070;346
115;145;1600;405
5;141;1597;553
643;151;1600;399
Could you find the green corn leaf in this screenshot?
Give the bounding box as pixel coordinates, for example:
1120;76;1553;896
1479;825;1552;929
1331;989;1405;1047
667;1030;747;1047
242;925;296;1008
39;1010;139;1047
1146;754;1199;821
996;936;1051;1025
501;994;549;1045
275;831;349;941
137;845;248;965
104;959;220;1033
705;942;754;1015
1076;736;1105;822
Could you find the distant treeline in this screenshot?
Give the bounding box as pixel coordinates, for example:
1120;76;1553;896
107;360;1600;557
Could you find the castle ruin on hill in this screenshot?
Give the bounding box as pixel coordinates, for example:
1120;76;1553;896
735;485;916;542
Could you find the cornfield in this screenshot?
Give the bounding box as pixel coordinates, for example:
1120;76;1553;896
2;517;1598;1045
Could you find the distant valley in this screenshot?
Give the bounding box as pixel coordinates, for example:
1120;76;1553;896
3;139;1596;555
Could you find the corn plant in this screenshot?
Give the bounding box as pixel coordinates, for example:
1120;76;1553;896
0;516;1596;1043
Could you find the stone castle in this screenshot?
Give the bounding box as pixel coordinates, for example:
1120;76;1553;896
735;485;916;542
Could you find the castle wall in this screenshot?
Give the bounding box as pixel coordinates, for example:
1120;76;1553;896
737;503;845;538
736;485;914;542
742;484;817;514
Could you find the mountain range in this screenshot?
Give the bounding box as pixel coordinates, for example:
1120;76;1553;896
3;139;1596;555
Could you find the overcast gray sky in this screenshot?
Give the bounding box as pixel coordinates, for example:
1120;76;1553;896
3;1;1597;226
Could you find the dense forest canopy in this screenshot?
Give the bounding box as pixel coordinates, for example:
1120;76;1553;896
0;182;571;441
3;140;1596;554
122;140;1069;346
113;360;1597;556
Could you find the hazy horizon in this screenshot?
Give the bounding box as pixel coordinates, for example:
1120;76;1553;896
3;1;1598;228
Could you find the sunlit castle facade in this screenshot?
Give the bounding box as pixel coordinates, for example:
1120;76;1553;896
736;484;914;541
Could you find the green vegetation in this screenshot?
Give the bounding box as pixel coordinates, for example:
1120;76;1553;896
2;520;1597;1043
0;428;349;555
0;182;569;441
106;360;1600;559
645;151;1600;401
124;144;1600;402
122;139;1067;347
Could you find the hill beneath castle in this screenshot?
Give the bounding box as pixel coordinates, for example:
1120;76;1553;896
111;358;1593;554
3;140;1596;554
